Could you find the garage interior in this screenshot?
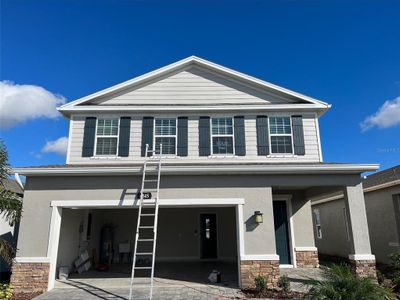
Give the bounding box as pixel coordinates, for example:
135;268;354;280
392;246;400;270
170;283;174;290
55;206;239;287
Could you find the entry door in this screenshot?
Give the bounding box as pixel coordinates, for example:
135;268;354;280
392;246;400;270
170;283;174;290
273;201;291;264
200;214;217;259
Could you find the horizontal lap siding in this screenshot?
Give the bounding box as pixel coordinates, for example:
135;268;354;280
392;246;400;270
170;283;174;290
94;68;292;105
68;113;320;163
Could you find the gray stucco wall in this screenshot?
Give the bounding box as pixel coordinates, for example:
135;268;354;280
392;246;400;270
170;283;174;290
365;186;400;264
16;174;343;260
312;198;352;258
312;185;400;264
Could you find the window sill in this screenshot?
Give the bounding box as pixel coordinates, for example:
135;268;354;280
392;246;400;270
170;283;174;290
208;155;237;158
90;156;122;160
267;154;296;158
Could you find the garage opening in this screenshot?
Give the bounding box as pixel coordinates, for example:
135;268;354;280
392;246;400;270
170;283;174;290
55;206;238;287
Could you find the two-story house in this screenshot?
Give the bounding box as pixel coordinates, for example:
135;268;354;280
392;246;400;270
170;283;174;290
11;56;379;296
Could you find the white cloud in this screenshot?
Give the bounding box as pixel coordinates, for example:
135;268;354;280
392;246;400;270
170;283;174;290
361;96;400;131
0;81;66;128
42;137;68;156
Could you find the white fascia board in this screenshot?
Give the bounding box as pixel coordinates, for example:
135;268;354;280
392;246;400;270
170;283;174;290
13;163;380;176
58;56;330;112
15;257;51;263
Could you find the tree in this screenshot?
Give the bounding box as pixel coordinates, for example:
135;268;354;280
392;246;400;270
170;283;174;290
0;140;22;264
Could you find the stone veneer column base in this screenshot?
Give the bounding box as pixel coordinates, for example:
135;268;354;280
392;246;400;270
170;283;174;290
295;250;319;268
240;260;280;289
349;259;377;280
10;262;49;295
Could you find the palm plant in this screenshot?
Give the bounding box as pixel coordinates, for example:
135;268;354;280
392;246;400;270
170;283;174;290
306;263;394;300
0;140;22;264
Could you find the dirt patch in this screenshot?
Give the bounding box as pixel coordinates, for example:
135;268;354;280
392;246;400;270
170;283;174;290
242;288;305;299
12;292;42;300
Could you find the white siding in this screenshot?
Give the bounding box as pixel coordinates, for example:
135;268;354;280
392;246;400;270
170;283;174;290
68;113;321;164
93;67;300;106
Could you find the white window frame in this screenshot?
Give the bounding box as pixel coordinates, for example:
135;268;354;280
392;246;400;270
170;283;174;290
153;117;177;156
268;116;294;155
94;117;120;157
343;207;351;242
313;208;322;239
210;116;235;156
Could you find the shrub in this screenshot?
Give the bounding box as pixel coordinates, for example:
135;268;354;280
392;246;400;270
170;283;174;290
390;251;400;271
254;275;266;293
306;263;394;300
278;274;290;294
0;283;12;300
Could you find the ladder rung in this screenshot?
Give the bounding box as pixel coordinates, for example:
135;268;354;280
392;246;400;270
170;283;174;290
139;226;154;229
144;179;158;182
136;252;153;255
134;266;152;269
138;239;154;242
141;214;155;216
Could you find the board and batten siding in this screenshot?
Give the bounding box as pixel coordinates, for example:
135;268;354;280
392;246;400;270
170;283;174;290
67;113;321;164
92;67;300;106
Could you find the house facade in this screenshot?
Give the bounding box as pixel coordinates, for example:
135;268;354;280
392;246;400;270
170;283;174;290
312;165;400;265
11;56;379;295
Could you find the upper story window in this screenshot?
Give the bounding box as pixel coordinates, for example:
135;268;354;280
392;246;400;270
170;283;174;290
211;117;234;155
269;116;293;154
95;118;119;155
154;118;177;155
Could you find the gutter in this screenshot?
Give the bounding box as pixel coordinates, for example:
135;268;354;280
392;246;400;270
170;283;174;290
12;163;380;176
14;172;24;190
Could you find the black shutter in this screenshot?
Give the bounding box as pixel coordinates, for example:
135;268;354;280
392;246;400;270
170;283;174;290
118;117;131;157
256;116;270;155
234;116;246;156
141;117;154;157
292;115;305;155
82;117;97;157
199;116;211;156
177;117;188;156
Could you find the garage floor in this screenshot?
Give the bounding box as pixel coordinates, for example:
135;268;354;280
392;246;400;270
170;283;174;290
35;261;242;300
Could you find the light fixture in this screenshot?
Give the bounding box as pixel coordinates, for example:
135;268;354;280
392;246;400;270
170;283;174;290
254;211;263;224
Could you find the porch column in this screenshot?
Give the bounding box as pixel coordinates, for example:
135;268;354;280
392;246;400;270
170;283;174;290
343;182;376;279
240;187;280;289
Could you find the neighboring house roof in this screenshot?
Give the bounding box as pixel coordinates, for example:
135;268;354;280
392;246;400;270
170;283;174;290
13;162;379;176
1;178;24;196
363;165;400;189
58;56;331;117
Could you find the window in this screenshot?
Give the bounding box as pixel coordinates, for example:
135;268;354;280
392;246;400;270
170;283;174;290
95;118;119;155
154;118;176;155
211;117;234;155
269;116;293;154
343;207;351;241
313;209;322;239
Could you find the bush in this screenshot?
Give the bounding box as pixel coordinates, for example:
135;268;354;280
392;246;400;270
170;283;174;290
0;283;12;300
254;275;266;293
306;263;394;300
390;252;400;271
278;274;290;294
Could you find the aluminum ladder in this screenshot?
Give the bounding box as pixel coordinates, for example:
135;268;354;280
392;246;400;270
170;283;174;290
129;143;162;300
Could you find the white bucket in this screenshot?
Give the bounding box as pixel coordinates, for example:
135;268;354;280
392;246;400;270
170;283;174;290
59;266;70;280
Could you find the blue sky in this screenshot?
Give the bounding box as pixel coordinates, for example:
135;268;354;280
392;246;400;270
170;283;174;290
1;0;399;171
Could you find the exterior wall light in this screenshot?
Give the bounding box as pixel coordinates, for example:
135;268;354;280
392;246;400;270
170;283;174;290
254;211;263;224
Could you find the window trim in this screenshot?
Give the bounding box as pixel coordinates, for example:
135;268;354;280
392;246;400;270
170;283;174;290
268;116;294;155
313;208;322;239
93;117;120;157
210;116;235;156
153;117;178;156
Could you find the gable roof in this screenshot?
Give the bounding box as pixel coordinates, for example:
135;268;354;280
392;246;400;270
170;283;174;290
1;178;24;195
58;56;331;116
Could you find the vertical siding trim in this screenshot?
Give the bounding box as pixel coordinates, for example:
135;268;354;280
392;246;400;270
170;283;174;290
256;116;270;155
141;117;154;157
82;117;97;157
199;116;211;156
234;116;246;156
292;115;305;156
118;117;131;157
177;117;188;156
